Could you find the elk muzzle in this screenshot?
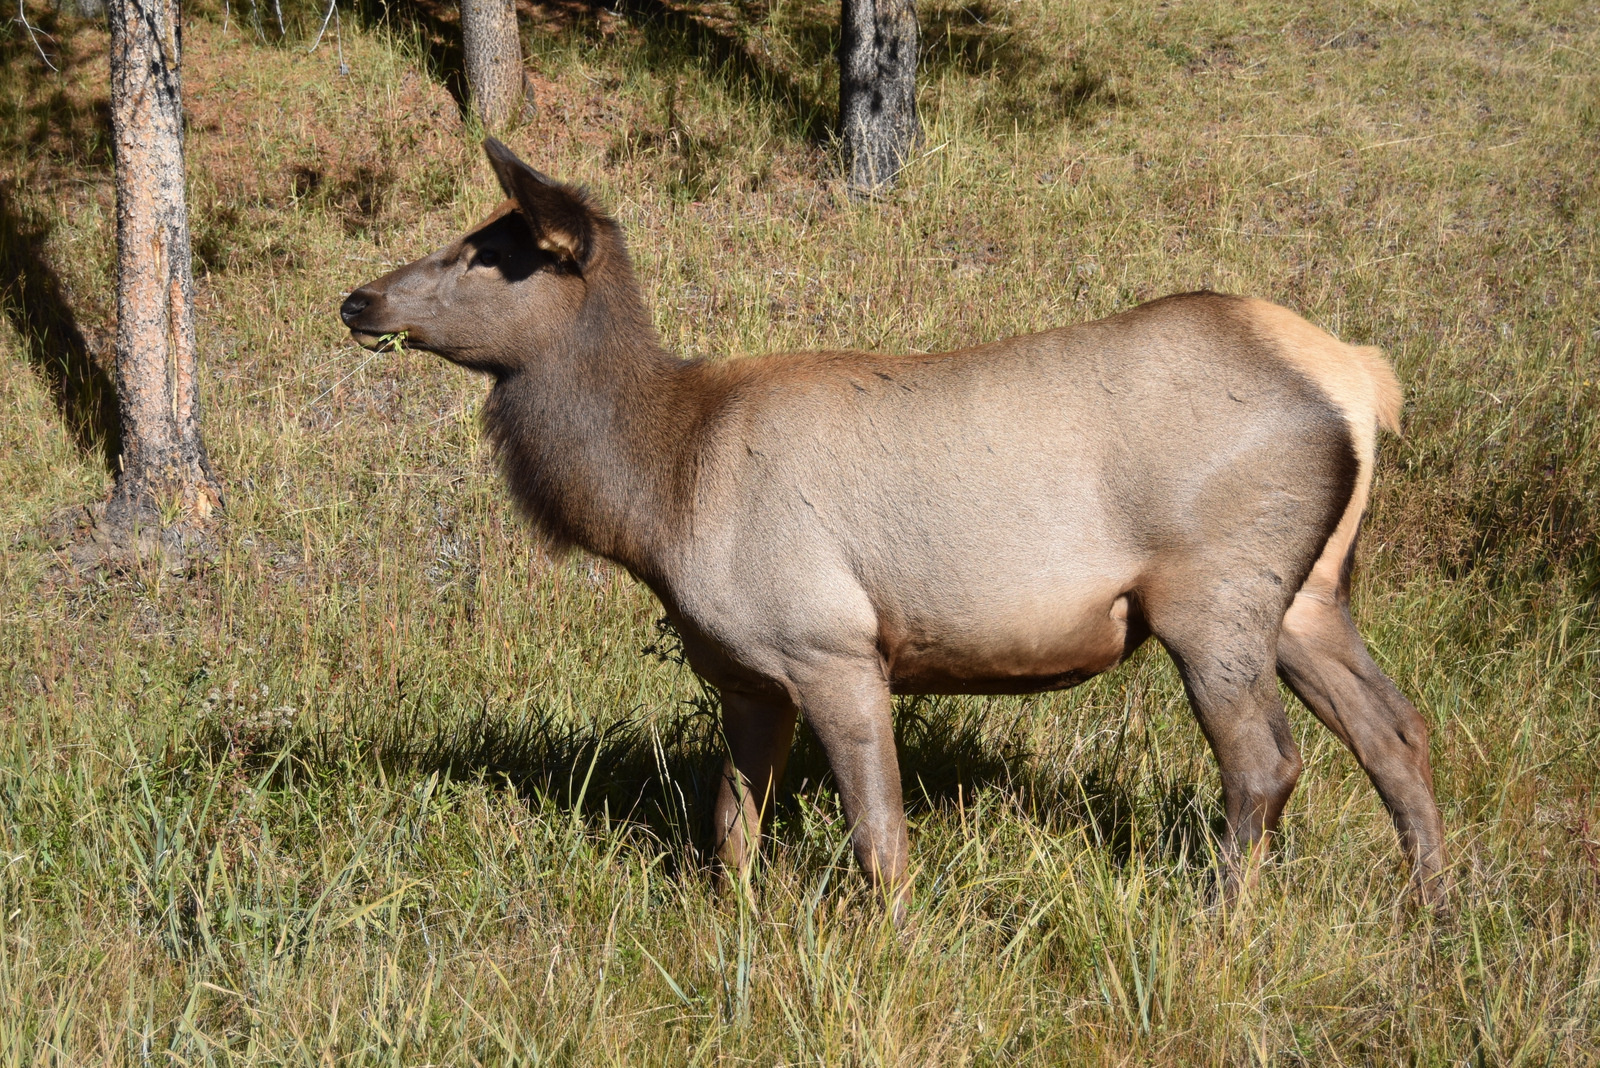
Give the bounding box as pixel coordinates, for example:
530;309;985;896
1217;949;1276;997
340;287;390;349
339;289;372;325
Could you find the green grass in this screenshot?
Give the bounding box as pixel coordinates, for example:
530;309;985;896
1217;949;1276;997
2;0;1598;1061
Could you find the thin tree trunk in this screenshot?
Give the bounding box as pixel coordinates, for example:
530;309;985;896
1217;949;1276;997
461;0;526;130
106;0;221;531
839;0;919;194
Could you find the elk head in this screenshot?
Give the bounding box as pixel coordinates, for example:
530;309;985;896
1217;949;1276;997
339;138;602;377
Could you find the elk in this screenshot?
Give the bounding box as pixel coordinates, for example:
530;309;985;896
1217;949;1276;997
340;138;1446;916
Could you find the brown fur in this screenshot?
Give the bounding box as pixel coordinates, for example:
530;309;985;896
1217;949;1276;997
339;139;1447;917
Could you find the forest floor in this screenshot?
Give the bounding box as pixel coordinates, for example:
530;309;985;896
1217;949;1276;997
2;0;1598;1062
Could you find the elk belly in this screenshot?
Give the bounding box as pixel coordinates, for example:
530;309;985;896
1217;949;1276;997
880;591;1142;696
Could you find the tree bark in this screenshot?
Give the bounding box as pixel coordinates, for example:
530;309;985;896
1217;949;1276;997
54;0;107;18
839;0;919;194
461;0;526;130
106;0;221;529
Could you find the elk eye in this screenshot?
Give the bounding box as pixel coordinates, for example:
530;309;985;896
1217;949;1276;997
473;248;501;269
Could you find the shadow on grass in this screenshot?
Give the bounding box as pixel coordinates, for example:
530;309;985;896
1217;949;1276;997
355;681;1218;876
0;1;116;163
920;0;1119;130
356;0;835;141
593;0;1113;143
353;0;472;119
0;5;120;469
0;181;120;469
602;0;835;143
920;0;1048;78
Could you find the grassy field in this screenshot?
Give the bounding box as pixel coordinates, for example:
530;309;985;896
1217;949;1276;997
2;0;1598;1061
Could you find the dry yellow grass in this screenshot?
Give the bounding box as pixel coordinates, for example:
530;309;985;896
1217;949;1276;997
1;0;1597;1062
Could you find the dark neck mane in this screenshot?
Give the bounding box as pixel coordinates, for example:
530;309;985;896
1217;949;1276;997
480;224;695;583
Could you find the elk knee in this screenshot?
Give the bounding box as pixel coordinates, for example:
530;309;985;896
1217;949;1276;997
1363;690;1434;781
1258;741;1303;820
1390;701;1429;753
1276;742;1304;796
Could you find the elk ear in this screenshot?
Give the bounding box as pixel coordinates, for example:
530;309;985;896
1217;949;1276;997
483;137;594;267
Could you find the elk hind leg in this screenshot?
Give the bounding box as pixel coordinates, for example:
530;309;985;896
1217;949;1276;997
1158;619;1304;898
1277;594;1446;901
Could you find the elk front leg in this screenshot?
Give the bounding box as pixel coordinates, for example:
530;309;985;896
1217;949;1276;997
792;661;911;922
712;690;798;889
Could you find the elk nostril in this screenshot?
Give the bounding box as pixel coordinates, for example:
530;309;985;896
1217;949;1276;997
340;290;371;325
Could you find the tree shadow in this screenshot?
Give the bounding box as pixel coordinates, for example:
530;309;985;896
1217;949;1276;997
354;0;1107;155
920;0;1048;78
920;0;1118;130
350;0;472;119
598;0;836;143
0;0;116;163
0;181;120;468
364;0;837;142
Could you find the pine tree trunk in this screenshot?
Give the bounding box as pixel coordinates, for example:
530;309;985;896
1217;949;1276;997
839;0;919;194
461;0;526;130
106;0;221;530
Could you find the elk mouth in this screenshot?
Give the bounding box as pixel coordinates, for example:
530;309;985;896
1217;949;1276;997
348;326;422;352
348;328;438;356
340;289;420;352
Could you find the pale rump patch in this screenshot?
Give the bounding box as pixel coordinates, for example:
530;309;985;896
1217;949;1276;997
1241;299;1403;602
